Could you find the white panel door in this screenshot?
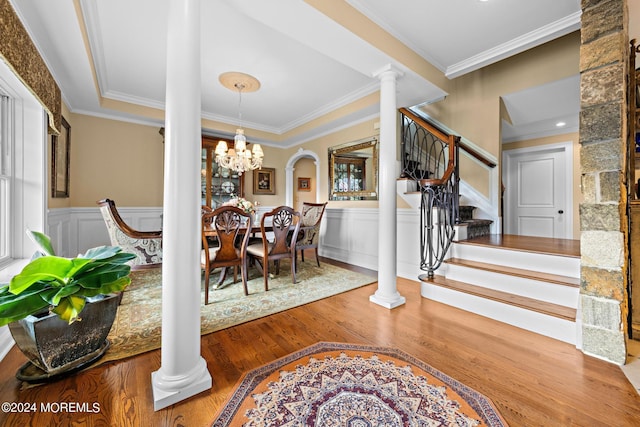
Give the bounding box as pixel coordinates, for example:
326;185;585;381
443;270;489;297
505;146;568;238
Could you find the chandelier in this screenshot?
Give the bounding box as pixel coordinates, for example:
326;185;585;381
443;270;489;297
215;72;264;175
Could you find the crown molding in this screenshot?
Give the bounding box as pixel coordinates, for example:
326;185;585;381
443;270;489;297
446;11;581;79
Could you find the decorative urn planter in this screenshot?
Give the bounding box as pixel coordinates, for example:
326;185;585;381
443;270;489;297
8;294;120;381
0;230;135;383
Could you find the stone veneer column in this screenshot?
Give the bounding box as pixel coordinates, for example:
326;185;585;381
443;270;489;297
151;0;212;409
579;0;629;364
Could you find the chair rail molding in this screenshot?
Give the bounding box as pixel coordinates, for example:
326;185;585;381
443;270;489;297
48;206;163;257
47;205;424;291
321;207;423;279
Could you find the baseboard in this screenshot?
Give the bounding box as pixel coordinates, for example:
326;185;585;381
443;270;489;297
0;326;14;362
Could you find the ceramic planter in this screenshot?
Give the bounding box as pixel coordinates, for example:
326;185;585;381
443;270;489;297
8;293;119;382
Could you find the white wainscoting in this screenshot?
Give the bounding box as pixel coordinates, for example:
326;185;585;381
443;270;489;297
320;207;423;280
47;205;421;278
48;206;163;256
0;326;13;362
0;205;423;363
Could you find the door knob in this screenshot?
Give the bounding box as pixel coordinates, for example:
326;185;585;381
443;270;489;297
558;210;564;214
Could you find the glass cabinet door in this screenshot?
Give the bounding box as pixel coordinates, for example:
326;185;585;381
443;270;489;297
202;137;244;208
333;157;366;193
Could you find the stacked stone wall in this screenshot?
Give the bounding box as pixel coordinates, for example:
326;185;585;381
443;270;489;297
579;0;629;364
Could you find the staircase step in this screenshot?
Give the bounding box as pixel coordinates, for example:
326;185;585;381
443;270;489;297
420;274;578;344
425;235;580;345
451;238;579;278
423;274;576;322
455;219;493;240
443;257;579;307
459;205;476;221
445;258;579;288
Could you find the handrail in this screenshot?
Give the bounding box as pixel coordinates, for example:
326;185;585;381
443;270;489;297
399;108;452;143
459;141;496;168
399;108;496;169
399;109;459;279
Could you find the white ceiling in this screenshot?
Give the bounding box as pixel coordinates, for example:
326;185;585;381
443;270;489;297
9;0;581;146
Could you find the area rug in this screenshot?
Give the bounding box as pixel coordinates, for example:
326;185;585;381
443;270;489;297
100;261;376;364
212;342;508;427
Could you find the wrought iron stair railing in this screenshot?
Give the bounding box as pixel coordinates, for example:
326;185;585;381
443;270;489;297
400;108;460;279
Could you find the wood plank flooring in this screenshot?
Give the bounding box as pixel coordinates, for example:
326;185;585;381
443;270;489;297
1;257;639;426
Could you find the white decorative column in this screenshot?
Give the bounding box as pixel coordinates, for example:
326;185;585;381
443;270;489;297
314;159;321;203
152;0;211;410
285;165;295;207
370;65;406;309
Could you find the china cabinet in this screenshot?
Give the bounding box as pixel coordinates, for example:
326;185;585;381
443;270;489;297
201;136;244;208
334;157;365;193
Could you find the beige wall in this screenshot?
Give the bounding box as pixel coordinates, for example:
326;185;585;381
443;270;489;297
63;32;581;214
243;144;286;207
283;119;381;209
62;115;382;210
292;158;316;212
68;113;164;207
503;132;581;238
421;32;581;201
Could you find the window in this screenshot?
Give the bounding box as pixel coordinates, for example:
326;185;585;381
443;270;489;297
0;94;10;263
0;58;47;270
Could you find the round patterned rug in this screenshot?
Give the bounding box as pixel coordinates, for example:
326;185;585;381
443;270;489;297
212;342;507;426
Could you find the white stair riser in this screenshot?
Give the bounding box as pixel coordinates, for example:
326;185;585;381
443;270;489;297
443;263;579;308
454;225;467;241
421;283;578;345
451;243;579;278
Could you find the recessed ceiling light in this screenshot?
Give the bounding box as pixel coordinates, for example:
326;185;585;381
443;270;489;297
556;121;566;127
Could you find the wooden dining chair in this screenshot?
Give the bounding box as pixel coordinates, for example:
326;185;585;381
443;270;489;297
201;205;252;304
247;205;301;291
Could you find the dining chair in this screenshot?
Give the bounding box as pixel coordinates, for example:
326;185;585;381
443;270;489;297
247;205;301;291
97;198;162;269
201;205;252;304
295;202;328;267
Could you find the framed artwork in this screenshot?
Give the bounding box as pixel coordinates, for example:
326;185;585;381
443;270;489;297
253;167;275;194
52;116;71;198
298;177;311;191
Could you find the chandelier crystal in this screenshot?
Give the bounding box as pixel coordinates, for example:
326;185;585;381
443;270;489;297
215;73;264;175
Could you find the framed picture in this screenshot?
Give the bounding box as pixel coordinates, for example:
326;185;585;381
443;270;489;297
253;167;275;195
298;177;311;191
52;116;71;198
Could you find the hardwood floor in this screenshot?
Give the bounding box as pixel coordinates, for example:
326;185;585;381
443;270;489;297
1;257;639;426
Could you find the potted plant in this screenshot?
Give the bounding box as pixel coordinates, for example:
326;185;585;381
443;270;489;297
0;230;135;382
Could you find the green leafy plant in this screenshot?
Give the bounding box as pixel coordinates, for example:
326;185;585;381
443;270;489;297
0;230;135;326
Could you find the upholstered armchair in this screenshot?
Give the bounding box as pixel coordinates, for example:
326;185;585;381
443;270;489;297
97;199;162;269
295;202;327;267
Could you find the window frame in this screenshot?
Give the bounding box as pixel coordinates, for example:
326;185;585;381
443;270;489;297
0;58;48;271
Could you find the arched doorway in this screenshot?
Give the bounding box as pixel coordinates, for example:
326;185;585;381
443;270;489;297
285;148;321;208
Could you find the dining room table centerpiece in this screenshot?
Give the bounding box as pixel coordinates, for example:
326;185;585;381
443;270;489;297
222;195;256;218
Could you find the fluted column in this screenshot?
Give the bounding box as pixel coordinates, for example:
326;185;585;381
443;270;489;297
151;0;211;410
370;65;406;309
